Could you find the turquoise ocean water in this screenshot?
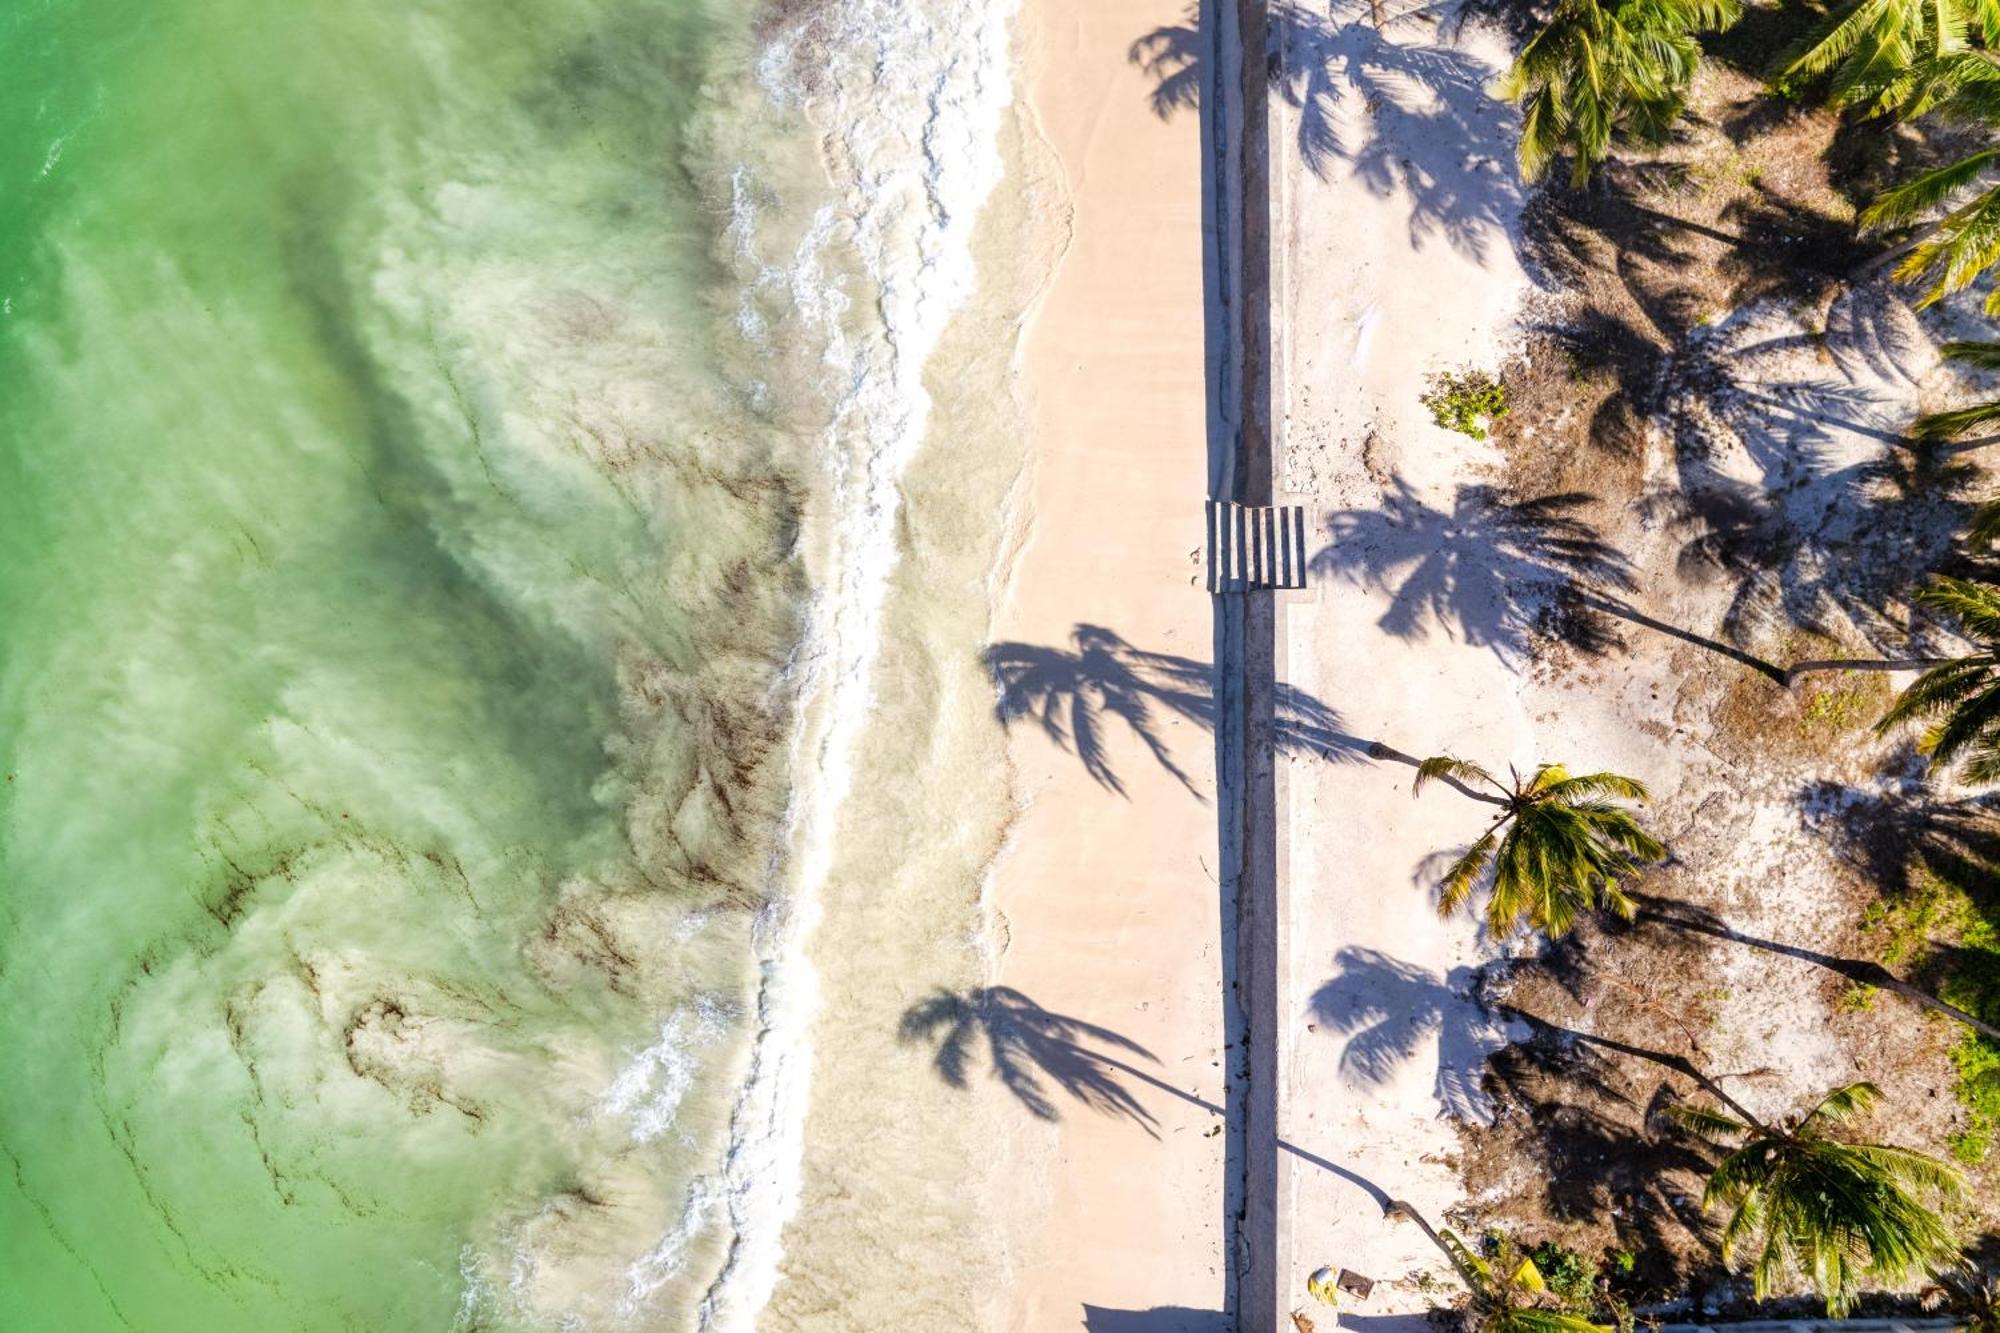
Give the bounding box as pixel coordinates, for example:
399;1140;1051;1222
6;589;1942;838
0;0;827;1327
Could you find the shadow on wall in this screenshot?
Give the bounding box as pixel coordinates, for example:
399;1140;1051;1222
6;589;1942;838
981;624;1367;797
1309;946;1514;1123
1129;0;1522;263
1081;1307;1232;1333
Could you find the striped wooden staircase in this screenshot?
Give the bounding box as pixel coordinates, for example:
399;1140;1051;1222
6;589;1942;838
1206;500;1308;593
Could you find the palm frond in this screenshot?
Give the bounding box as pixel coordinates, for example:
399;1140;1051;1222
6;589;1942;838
1801;1080;1881;1125
1416;754;1503;797
1914;398;2000;439
1863;148;2000;229
1941;338;2000;369
1700;1098;1967;1316
1503;0;1736;182
1669;1100;1749;1140
1915;574;2000;638
1969;498;2000;546
1536;771;1653;802
1891;180;2000;308
1438;829;1504;918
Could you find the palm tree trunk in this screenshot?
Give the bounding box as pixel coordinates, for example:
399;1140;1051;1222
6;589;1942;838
1501;1005;1776;1134
1364;742;1511;806
1638;903;2000;1041
1850;218;1945;282
1384;1199;1481;1287
1580;595;1786;682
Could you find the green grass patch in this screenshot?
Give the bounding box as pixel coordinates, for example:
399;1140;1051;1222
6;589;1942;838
1861;870;2000;1161
1799;686;1867;736
1528;1241;1600;1311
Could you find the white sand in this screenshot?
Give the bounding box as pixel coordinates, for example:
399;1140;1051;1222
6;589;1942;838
1269;0;1540;1318
986;0;1232;1327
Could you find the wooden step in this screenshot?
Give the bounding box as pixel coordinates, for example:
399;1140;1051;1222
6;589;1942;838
1206;500;1308;593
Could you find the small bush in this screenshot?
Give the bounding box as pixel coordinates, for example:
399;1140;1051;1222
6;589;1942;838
1950;1036;1999;1162
1859;870;1999;1161
1528;1241;1600;1312
1421;368;1509;440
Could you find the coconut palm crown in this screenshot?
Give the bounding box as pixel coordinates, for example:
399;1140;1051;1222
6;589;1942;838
1414;757;1665;938
1500;0;1742;186
1876;576;2000;781
1670;1082;1966;1315
1774;0;2000;116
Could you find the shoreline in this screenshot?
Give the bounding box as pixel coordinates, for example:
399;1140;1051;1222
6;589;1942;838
700;3;1023;1327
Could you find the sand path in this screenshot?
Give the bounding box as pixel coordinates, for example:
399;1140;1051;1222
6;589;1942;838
987;0;1234;1327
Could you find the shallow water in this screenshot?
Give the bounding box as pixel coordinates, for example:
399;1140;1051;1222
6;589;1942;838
0;0;819;1327
0;0;1034;1326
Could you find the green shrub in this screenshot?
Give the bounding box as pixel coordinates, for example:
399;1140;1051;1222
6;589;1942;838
1528;1241;1600;1312
1860;869;1999;1161
1950;1034;1999;1162
1421;368;1509;440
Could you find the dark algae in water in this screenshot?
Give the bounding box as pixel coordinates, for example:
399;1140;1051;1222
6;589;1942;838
0;0;813;1327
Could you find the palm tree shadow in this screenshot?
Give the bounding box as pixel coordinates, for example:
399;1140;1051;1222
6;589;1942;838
1311;479;1637;666
1309;947;1513;1123
1795;764;2000;1030
1655;288;1973;651
1313;477;1797;678
899;986;1163;1134
1129;0;1523;263
1798;758;2000;905
1478;1025;1725;1295
981;624;1365;797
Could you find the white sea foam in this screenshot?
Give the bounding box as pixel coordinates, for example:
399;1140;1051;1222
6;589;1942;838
681;1;1022;1328
617;1178;720;1320
597;998;729;1146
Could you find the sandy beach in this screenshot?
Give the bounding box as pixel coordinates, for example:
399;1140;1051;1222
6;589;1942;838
984;0;1232;1326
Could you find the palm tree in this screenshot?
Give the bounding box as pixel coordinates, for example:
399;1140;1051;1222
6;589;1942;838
1774;0;2000;117
1500;0;1742;186
1431;1229;1611;1333
1875;576;2000;781
1862;139;2000;312
1413;757;1665;938
1670;1082;1967;1315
